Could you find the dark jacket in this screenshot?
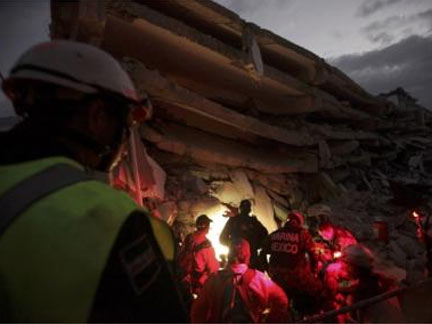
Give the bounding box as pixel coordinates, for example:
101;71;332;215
263;223;317;270
220;214;268;269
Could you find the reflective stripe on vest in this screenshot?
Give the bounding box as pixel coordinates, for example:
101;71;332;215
0;164;91;236
0;157;172;322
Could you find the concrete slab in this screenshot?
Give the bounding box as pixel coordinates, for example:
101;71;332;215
229;170;255;200
141;122;318;174
124;59;317;146
254;184;277;233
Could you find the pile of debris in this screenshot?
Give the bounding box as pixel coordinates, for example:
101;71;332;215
50;0;432;281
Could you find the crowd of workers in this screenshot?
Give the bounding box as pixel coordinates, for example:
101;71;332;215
0;41;431;322
177;199;406;322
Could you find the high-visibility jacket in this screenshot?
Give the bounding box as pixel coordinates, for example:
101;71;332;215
0;157;175;322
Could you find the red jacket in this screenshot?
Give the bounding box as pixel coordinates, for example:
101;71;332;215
333;227;357;251
181;231;219;286
191;264;289;323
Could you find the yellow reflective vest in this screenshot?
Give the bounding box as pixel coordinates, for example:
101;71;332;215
0;157;175;322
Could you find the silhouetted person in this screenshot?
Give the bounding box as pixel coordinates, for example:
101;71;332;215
220;200;268;269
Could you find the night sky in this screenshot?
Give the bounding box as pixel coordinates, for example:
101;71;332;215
1;0;431;117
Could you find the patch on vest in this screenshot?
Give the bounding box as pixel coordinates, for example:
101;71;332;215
120;234;162;295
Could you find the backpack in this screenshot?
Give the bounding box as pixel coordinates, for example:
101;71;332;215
220;268;257;323
178;235;211;281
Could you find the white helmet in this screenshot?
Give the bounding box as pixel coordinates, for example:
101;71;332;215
307;204;332;218
3;40;139;103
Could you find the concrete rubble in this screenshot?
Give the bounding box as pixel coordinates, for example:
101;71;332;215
50;0;432;284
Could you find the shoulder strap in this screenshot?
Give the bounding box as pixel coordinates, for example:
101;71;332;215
0;163;91;236
241;268;256;286
235;269;257;322
194;238;211;252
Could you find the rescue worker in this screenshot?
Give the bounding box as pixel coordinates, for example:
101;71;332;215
0;40;187;322
178;215;219;300
412;209;432;277
306;204;332;238
219;199;268;270
261;211;324;318
425;214;432;277
191;238;289;323
318;220;357;251
323;251;355;323
316;220;357;269
324;244;403;323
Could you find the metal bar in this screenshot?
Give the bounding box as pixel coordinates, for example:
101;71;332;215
300;278;432;323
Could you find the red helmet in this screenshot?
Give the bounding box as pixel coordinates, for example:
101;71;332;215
288;211;304;226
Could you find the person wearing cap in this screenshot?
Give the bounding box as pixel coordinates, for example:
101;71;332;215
191;238;289;323
260;211;324;318
0;41;186;322
220;199;268;270
178;214;219;299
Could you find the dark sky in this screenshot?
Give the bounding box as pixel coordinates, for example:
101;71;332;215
216;0;432;109
0;0;49;117
329;35;432;107
1;0;431;117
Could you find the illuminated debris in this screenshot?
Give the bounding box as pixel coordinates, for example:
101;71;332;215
254;185;278;233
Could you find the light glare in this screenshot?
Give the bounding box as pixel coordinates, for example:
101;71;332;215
204;205;230;261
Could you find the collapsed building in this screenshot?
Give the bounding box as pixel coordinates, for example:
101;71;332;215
50;0;432;285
